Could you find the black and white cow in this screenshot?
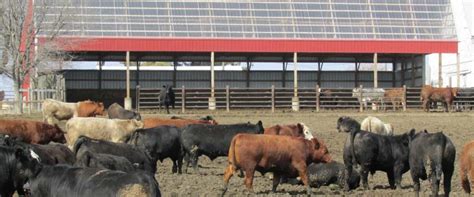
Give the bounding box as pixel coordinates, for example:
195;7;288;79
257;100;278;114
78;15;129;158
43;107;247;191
127;126;183;174
29;165;160;197
337;116;415;191
180;121;264;173
73;136;155;174
75;151;138;172
409;130;456;197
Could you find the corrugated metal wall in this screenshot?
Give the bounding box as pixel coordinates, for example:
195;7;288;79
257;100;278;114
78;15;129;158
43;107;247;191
64;70;397;90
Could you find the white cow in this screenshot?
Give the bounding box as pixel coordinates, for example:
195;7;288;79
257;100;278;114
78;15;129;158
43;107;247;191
360;116;393;136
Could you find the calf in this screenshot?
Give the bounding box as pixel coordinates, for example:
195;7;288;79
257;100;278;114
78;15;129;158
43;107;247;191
0;145;41;197
1;137;74;165
337;116;415;191
143;117;218;129
384;88;405;111
66;117;144;148
127;126;183;174
222;134;331;195
409;130;455;197
75;151;138;172
264;122;314;139
360;116;394;136
0;119;66;144
29;165;160;197
73;136;155;174
461;140;474;194
107;103;141;120
284;161;360;190
180;121;264;173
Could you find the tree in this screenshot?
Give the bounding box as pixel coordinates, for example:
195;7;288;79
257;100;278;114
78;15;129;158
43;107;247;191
0;0;72;113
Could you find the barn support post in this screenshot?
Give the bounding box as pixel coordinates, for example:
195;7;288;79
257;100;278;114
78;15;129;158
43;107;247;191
411;56;416;87
438;53;443;87
246;58;251;88
355;61;360;87
271;85;275;113
456;53;461;87
98;59;104;91
124;51;132;110
401;59;406;86
317;61;323;86
373;53;378;88
403;85;407;111
136;60;140;87
181;86;186;113
316;84;320;112
359;85;364;112
173;57;178;88
392;58;396;87
282;59;287;88
292;52;299;111
209;52;216;110
226;85;230;112
135;85;140;112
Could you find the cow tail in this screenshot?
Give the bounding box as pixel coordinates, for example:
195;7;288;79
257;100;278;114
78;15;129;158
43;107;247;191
228;136;238;171
461;163;471;193
433;135;447;182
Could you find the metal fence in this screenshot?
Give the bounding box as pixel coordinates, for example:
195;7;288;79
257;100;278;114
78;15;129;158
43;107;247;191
0;88;65;114
136;85;474;112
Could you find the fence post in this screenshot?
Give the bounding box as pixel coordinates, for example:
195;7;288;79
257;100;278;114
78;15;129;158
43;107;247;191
181;86;186;113
271;85;275;113
226;85;230;112
403;85;407;111
316;85;320;112
28;88;32;114
359;85;364;112
136;85;140;112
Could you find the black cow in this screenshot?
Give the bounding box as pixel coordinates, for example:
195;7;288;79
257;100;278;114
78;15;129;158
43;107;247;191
75;151;138;172
337;116;415;191
0;145;41;197
127;126;183;174
29;165;160;197
409;130;455;197
283;161;360;190
107;103;141;120
73;136;155;174
1;137;75;165
180;121;264;173
158;85;175;114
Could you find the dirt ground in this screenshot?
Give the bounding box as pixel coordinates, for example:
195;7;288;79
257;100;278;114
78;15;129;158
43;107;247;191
4;109;474;196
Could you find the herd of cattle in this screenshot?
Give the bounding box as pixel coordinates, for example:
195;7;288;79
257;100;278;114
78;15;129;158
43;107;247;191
1;97;474;196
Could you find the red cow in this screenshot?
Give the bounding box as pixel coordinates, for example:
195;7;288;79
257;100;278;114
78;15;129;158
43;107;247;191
460;140;474;193
0;119;66;144
222;134;331;195
420;85;458;112
143;117;218;129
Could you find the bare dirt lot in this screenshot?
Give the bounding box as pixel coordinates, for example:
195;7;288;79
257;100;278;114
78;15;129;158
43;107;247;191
4;110;474;196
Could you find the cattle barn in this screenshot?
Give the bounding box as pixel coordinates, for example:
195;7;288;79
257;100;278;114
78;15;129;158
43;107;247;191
40;0;460;110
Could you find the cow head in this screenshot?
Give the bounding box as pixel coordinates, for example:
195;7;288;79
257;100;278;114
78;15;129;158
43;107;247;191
309;138;332;163
95;102;106;116
13;146;42;187
51;124;67;144
336;116;360;133
133;112;142;121
451;88;459;97
297;123;314;140
131;119;145;129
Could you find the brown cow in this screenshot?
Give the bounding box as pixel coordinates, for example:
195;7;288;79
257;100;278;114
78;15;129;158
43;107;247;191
420;85;458;112
0;119;66;144
143;117;218;129
222;134;332;195
384;88;405;111
460;140;474;193
264;123;314;139
42;99;106;124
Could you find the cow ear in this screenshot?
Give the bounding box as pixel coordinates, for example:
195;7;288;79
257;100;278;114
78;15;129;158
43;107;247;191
423;129;428;133
297;123;303;131
409;129;416;136
15;147;28;160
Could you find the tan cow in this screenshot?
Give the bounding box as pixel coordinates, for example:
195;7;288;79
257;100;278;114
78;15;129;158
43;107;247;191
42;99;106;125
65;117;144;149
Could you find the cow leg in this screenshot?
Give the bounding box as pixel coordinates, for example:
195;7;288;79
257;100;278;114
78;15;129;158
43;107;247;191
222;164;236;195
244;168;256;193
344;164;354;191
443;164;454;197
294;161;311;196
360;167;370;190
430;163;442;197
393;164;404;190
189;146;200;174
183;152;190;173
387;171;395;189
177;156;183;174
166;104;170;114
172;159;178;173
272;173;281;193
411;173;421;197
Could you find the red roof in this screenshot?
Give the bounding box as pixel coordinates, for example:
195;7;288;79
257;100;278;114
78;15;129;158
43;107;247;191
42;36;458;54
